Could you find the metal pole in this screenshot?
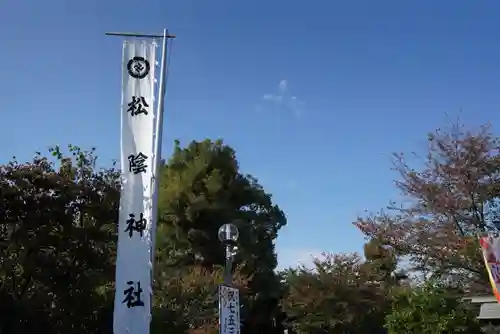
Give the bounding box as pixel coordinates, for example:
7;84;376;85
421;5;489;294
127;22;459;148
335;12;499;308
105;31;176;39
150;28;170;266
224;245;233;285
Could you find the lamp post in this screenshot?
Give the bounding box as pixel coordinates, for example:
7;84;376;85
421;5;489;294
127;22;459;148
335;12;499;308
217;223;241;334
218;223;239;285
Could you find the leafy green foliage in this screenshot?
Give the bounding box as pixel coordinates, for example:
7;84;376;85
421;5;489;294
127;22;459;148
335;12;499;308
155;139;287;333
385;282;482;333
0;141;288;334
0;140;289;334
363;239;407;284
152;265;248;334
2;123;495;334
283;253;391;334
0;145;119;334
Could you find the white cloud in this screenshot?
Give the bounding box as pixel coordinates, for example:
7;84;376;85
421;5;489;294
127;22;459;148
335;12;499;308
278;79;287;93
262;94;282;103
260;79;305;117
290;96;305;118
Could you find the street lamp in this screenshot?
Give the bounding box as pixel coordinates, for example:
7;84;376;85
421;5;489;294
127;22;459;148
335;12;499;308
218;223;239;285
217;223;241;334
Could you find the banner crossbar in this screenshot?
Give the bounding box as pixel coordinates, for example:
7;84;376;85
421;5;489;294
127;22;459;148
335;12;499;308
105;32;176;39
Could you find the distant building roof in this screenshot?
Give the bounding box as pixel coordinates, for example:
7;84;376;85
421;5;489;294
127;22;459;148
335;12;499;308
479;302;500;319
466;295;497;304
464;295;500;319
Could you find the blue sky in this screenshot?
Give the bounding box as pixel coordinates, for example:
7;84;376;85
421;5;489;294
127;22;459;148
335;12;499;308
2;0;500;269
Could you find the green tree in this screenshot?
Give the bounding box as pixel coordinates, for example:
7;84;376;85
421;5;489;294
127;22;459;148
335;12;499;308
385;281;481;333
152;265;249;334
0;139;287;334
363;239;408;285
153;139;287;333
0;145;119;334
283;253;390;334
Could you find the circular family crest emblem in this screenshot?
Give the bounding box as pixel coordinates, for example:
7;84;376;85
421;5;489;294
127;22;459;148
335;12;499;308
127;56;150;79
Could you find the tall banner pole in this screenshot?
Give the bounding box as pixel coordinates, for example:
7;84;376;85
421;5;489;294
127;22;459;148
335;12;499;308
150;28;169;274
107;30;175;334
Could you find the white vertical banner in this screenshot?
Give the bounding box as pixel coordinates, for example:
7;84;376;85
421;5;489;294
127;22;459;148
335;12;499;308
219;285;241;334
114;39;157;334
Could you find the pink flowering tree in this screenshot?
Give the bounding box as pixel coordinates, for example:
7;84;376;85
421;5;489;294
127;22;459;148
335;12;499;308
355;121;500;291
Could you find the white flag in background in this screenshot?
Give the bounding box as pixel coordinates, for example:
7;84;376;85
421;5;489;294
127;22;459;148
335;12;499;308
113;39;157;334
